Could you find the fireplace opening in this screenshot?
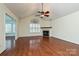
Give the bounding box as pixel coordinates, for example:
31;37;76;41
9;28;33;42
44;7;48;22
43;31;49;37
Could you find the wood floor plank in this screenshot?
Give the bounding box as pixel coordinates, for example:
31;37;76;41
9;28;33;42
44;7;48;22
0;36;79;56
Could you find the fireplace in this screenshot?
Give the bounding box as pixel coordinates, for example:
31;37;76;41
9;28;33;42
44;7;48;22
43;31;49;37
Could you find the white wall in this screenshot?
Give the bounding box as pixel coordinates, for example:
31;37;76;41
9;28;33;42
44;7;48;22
0;4;19;54
18;16;52;37
0;12;5;54
52;11;79;44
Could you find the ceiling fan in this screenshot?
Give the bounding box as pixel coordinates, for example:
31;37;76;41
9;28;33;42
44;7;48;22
36;3;50;18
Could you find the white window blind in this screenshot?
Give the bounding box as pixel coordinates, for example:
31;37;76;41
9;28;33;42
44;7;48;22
30;23;40;33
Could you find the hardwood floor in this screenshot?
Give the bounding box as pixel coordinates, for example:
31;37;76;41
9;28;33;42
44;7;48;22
6;36;15;49
0;36;79;56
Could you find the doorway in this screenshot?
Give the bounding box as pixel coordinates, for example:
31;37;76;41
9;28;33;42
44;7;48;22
5;14;16;49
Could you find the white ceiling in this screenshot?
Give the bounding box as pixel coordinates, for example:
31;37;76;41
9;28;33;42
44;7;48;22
5;3;79;19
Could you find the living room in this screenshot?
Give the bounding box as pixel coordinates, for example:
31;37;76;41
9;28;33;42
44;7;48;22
0;3;79;56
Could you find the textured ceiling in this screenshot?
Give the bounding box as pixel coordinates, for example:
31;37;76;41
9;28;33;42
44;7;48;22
5;3;79;19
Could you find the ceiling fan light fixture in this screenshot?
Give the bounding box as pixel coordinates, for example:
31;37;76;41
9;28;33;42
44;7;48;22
36;3;50;19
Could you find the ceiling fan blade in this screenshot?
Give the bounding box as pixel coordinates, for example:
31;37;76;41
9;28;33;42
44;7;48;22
45;11;50;14
44;14;49;17
37;11;41;13
35;14;40;16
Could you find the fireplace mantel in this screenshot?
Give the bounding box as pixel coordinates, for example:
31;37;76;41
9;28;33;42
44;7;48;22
40;27;52;29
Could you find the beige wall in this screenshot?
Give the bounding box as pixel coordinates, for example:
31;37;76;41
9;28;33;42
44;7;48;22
18;16;52;37
52;11;79;44
0;4;19;53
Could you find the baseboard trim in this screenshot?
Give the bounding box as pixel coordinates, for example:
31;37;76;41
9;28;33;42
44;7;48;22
0;49;8;56
51;36;79;45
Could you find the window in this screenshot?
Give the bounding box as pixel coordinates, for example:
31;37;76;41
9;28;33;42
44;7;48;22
6;23;16;33
6;24;12;33
5;14;16;33
30;23;40;33
13;24;16;33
